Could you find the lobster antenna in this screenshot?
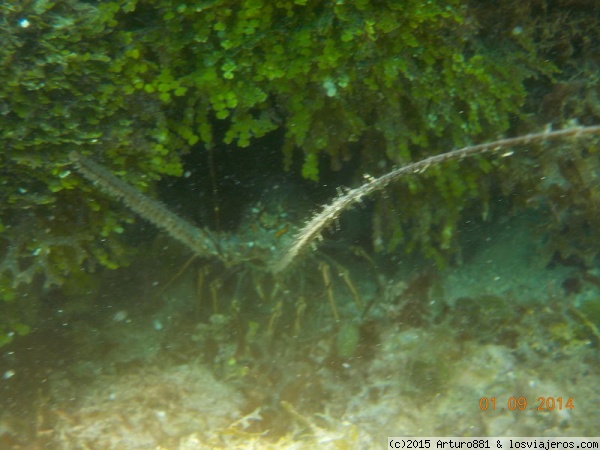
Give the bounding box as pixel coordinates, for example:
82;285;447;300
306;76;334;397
272;124;600;272
68;151;221;260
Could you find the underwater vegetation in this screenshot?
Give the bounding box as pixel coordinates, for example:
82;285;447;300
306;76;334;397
0;0;599;347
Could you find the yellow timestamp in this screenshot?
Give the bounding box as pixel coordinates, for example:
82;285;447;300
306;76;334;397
479;396;574;411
